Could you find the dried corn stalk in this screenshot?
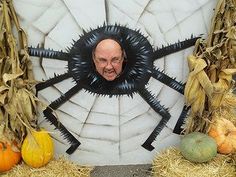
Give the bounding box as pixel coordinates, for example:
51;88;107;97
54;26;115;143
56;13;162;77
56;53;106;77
184;0;236;133
0;0;39;149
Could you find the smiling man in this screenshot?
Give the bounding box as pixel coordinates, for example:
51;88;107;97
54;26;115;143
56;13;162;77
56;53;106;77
93;39;125;81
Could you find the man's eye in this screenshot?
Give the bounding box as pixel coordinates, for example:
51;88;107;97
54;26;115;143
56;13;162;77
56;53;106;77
112;58;120;63
99;59;107;63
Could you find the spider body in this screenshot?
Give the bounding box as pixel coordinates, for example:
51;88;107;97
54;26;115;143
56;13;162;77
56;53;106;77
29;24;198;154
68;26;153;95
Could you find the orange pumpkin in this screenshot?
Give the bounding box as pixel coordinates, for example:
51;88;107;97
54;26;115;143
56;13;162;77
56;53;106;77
0;142;21;172
208;118;236;154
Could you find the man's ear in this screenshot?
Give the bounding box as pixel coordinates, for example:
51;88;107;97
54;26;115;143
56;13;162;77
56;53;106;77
123;50;127;60
92;50;96;61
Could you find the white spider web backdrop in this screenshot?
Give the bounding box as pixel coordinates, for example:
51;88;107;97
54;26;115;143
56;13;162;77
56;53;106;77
13;0;217;165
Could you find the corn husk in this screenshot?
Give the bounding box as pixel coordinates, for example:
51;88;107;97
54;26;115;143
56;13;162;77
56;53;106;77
152;147;236;177
184;0;236;133
0;0;40;148
1;157;93;177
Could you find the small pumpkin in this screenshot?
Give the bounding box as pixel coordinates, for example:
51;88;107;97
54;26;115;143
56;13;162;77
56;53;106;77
21;129;54;168
0;142;21;172
208;118;236;154
180;132;217;163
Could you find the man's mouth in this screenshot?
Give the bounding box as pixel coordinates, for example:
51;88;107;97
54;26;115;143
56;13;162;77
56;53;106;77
104;70;115;75
103;70;117;80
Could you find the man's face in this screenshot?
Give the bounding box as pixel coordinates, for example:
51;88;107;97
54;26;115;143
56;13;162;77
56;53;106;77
93;39;124;81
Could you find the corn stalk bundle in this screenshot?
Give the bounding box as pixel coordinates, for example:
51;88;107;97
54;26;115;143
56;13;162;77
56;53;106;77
184;0;236;133
0;0;39;149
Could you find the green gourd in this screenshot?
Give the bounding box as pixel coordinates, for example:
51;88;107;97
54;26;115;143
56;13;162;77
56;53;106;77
180;132;217;163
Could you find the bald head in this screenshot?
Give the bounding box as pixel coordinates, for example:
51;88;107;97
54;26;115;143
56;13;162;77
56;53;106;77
95;39;122;54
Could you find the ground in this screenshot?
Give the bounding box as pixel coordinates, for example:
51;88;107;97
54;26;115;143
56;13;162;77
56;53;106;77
91;164;152;177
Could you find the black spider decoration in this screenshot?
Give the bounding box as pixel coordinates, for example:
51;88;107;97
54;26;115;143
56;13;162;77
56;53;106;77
28;24;198;154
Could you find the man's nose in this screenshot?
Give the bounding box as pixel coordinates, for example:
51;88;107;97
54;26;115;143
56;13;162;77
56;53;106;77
105;62;113;69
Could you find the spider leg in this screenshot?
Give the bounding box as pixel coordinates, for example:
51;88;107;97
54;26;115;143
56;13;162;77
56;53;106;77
28;46;69;61
153;36;200;60
173;105;190;134
138;88;171;151
151;36;200;136
43;84;82;154
152;70;191;134
36;73;71;95
152;68;184;94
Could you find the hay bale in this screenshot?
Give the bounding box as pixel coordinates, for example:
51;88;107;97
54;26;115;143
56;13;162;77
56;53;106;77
1;157;93;177
152;147;236;177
